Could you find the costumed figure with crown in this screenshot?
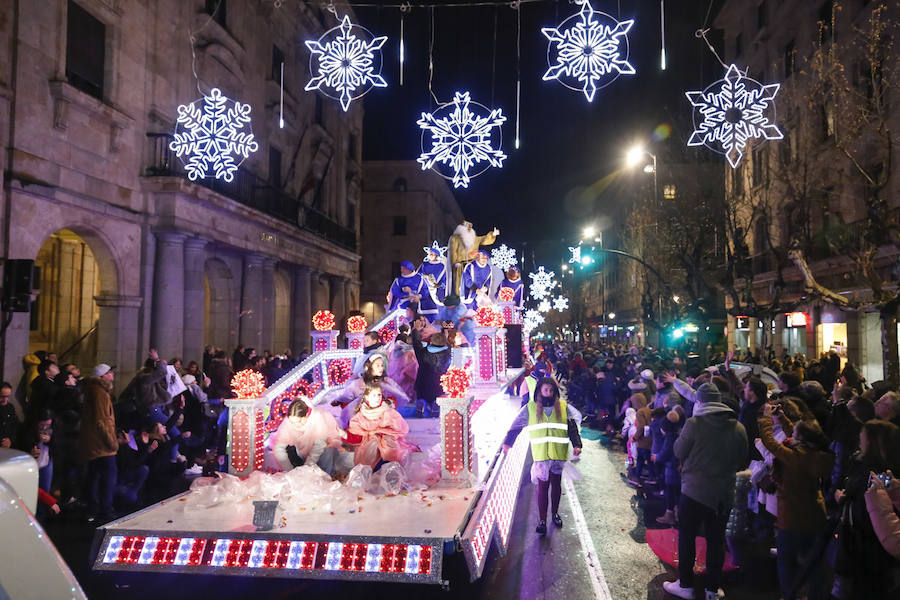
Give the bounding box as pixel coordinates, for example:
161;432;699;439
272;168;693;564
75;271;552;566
461;250;494;310
498;266;525;309
417;241;448;321
447;221;499;297
386;260;425;313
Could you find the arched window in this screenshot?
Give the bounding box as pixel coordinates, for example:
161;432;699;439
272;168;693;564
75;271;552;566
393;177;407;192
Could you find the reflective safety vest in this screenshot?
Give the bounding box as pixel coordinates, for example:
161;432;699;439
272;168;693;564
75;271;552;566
526;400;569;462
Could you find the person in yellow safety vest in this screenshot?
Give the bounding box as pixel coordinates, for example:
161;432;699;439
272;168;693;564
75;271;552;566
502;376;583;535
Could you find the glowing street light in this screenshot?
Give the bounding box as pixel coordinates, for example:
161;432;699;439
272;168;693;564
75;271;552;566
583;225;596;238
625;145;646;167
608;312;616;320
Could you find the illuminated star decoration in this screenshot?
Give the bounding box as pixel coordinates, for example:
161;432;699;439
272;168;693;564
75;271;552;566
529;266;556;300
553;296;569;312
685;64;783;168
169;88;259;182
491;244;518;272
537;299;552;313
524;309;545;331
423;240;448;261
542;1;635;102
568;245;582;264
418;91;507;189
305;15;388;112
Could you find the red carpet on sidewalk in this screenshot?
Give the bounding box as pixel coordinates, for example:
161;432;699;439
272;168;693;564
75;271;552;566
645;528;739;572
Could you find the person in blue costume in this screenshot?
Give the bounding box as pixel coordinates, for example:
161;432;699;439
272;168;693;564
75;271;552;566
461;250;493;309
386;261;424;312
418;242;448;321
497;266;525;309
436;294;475;345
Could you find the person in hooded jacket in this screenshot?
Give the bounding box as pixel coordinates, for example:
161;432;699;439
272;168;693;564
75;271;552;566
655;405;685;525
664;383;748;600
411;316;451;418
758;402;834;600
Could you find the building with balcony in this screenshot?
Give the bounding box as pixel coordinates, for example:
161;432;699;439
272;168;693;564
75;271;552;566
359;161;463;323
0;0;363;390
714;0;899;382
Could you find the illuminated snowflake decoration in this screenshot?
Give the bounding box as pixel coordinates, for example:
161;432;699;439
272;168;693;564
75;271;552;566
423;240;448;261
538;299;552;313
417;91;507;189
491;244;518;272
568;245;582;264
542;1;635;102
529;266;556;300
524;309;545;331
305;15;388;112
686;64;783;168
169;88;259;182
553;296;570;312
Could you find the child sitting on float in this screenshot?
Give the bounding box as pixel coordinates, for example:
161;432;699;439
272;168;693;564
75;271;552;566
343;382;418;469
269;399;351;477
323;351;410;428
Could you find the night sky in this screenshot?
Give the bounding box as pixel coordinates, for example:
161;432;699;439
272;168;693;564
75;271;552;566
358;0;725;269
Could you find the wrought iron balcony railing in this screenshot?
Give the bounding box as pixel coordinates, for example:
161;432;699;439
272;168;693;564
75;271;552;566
145;133;356;252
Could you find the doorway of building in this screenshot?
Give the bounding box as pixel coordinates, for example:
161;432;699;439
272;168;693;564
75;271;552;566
30;229;100;369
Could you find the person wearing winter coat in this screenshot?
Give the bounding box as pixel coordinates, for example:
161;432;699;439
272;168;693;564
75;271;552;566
0;381;19;449
664;383;748;600
864;469;900;559
632;393;653;479
120;349;171;425
831;419;900;599
79;368;119;521
411;320;451;418
758;403;834;600
655;406;684;525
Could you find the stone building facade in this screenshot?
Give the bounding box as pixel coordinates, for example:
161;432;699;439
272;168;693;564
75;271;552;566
714;0;899;383
0;0;364;390
359;161;463;323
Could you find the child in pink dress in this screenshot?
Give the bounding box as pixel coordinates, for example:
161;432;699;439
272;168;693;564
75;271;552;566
344;383;417;468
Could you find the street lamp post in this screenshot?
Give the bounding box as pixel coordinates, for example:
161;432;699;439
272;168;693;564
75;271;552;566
626;145;662;347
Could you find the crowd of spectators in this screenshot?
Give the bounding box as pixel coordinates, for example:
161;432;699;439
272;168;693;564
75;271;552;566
1;345;312;524
542;341;900;600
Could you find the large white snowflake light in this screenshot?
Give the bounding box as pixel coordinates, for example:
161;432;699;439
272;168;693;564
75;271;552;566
305;15;387;112
423;240;448;261
686;64;783;168
553;296;569;312
542;1;635;102
529;266;556;300
418;91;507;189
538;299;552;313
524;309;545;331
491;244;518;272
169;88;259;182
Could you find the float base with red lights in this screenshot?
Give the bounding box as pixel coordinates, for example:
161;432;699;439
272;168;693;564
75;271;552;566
93;309;529;587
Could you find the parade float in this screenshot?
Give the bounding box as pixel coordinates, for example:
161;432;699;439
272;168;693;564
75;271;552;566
93;305;531;587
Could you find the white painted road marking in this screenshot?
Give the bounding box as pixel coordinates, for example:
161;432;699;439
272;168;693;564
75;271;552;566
564;477;613;600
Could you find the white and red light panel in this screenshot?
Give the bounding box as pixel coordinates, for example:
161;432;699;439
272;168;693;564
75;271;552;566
95;533;442;584
460;429;529;580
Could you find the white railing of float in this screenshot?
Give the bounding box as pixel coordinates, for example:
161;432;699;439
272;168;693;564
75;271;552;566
263;308;408;404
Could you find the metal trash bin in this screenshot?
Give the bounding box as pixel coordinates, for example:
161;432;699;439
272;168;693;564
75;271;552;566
252;500;279;531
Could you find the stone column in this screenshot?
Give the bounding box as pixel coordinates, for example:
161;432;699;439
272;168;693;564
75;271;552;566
151;231;187;358
260;259;277;353
846;311;861;370
806;305;819;360
239;253;265;350
310;271;326;314
748;318;758;355
316;272;330;314
292;266;312;353
773;313;785;360
183;237;207;364
330;276;347;320
95;294;143;391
